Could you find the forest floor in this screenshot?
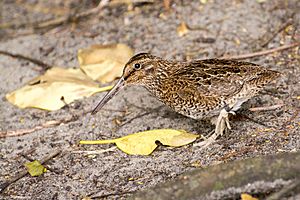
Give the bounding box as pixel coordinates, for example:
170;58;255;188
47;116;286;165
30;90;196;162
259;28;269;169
0;0;299;199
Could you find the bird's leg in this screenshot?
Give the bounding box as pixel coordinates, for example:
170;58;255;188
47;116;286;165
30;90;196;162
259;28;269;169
215;108;236;135
194;107;235;148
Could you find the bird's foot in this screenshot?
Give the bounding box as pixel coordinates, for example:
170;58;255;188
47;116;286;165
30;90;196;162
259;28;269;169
193;108;235;149
193;131;218;148
215;108;235;136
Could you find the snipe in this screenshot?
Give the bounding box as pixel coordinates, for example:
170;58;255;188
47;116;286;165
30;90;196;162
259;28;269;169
92;53;280;147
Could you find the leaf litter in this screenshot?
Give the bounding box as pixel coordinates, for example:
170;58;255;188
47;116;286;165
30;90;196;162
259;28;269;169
6;43;133;111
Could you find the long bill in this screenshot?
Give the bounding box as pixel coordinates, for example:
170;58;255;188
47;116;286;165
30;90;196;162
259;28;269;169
91;77;125;115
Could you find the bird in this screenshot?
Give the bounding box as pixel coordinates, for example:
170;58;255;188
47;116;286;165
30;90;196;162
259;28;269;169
91;53;280;147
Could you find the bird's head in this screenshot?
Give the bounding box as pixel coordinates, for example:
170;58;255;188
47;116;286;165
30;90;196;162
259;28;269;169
91;53;161;114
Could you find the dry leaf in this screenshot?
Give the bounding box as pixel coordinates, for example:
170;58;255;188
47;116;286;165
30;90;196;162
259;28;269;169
241;193;259;200
78;44;134;83
177;22;189;37
80;129;199;155
6;67;112;111
24;160;47;176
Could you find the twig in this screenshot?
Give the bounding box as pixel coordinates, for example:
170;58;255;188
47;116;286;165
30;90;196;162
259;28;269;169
20;152;61;174
238;114;272;128
0;149;61;194
0;0;154;31
0;0;109;30
0;115;79;138
110;0;154;4
0;50;51;71
249;104;284;112
29;0;108;30
260;18;294;47
0;106;126;138
219;42;299;60
72;147;117;154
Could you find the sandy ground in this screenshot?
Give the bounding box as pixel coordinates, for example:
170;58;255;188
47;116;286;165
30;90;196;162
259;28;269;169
0;0;299;199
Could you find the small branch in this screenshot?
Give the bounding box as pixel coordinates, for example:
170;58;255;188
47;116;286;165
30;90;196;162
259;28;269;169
20;151;61;174
0;0;155;31
110;0;154;4
27;0;108;30
238;114;272;128
0;1;109;30
260;18;294;47
0;106;126;138
249;104;284;112
219;42;299;60
0;149;61;194
72;147;117;155
0;115;79;138
0;50;51;71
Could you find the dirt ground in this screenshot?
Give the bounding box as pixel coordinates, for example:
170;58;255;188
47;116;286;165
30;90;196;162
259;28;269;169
0;0;299;199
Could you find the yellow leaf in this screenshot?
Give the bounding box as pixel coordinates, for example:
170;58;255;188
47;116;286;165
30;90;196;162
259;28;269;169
24;160;47;176
80;129;198;155
6;67;112;111
177;22;189;37
241;193;259;200
235;38;241;46
78;44;134;83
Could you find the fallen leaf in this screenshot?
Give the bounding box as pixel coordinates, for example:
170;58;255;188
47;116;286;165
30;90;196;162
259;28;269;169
24;160;47;176
241;193;259;200
235;38;241;46
80;129;199;155
177;22;189;37
6;67;112;111
78;44;134;83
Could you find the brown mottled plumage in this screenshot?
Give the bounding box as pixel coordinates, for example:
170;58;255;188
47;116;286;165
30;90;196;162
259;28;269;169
92;53;280;147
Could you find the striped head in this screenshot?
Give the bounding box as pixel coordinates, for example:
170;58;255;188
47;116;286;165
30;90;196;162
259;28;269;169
91;53;162;114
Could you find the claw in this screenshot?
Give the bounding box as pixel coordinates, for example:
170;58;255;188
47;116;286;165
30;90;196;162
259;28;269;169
225;116;231;130
193;133;218;148
194;108;234;149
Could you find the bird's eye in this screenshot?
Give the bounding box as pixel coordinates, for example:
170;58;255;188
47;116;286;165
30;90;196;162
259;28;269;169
134;63;141;70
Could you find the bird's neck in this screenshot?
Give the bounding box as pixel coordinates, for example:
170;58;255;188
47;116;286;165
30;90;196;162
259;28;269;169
143;61;175;98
